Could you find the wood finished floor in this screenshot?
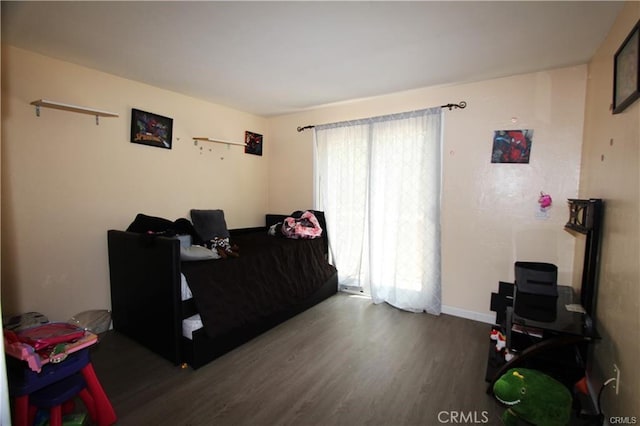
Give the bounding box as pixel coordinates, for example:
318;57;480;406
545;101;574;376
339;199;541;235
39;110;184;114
90;294;504;425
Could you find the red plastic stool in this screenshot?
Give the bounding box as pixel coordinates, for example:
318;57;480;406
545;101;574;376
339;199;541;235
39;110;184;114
27;373;96;426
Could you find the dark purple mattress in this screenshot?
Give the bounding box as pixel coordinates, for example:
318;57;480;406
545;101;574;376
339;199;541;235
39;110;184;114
181;232;336;339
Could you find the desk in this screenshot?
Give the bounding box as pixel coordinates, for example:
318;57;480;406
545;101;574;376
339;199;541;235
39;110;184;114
486;285;597;394
6;331;117;426
511;286;594;337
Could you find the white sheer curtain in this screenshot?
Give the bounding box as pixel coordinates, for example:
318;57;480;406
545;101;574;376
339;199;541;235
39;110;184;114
314;107;442;314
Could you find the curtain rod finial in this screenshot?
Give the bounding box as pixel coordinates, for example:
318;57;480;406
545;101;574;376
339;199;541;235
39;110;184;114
441;101;467;110
297;125;315;132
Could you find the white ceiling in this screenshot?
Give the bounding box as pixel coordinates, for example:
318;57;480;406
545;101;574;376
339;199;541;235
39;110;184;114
1;1;623;117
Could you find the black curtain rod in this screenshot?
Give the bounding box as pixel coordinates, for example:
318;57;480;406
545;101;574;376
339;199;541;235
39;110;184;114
296;101;467;132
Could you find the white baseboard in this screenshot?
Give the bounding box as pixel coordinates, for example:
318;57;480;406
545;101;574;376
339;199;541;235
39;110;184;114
441;305;495;324
338;290;496;324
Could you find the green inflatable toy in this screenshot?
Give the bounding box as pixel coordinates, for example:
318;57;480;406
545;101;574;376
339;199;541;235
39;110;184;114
493;368;572;425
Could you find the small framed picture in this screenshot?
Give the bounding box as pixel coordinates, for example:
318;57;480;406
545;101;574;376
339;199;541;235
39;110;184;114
130;108;173;149
490;129;533;164
613;20;640;114
245;131;263;156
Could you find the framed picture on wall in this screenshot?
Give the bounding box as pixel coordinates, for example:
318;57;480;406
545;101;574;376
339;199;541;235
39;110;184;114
130;108;173;149
245;131;263;156
490;129;533;164
613;20;640;114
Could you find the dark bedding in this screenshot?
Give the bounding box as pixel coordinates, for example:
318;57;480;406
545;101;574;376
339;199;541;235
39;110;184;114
181;231;336;339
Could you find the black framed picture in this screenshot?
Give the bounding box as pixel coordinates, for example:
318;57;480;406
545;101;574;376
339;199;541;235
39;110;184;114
613;20;640;114
130;108;173;149
245;131;263;156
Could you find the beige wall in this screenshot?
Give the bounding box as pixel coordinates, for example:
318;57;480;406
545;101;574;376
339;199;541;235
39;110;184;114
269;65;587;321
1;46;269;321
581;1;640;417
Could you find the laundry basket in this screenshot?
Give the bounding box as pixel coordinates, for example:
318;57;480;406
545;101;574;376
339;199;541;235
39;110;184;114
68;310;112;334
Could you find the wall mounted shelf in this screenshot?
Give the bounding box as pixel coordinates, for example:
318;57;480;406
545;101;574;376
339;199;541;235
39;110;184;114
193;137;245;147
565;198;599;234
30;99;119;125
